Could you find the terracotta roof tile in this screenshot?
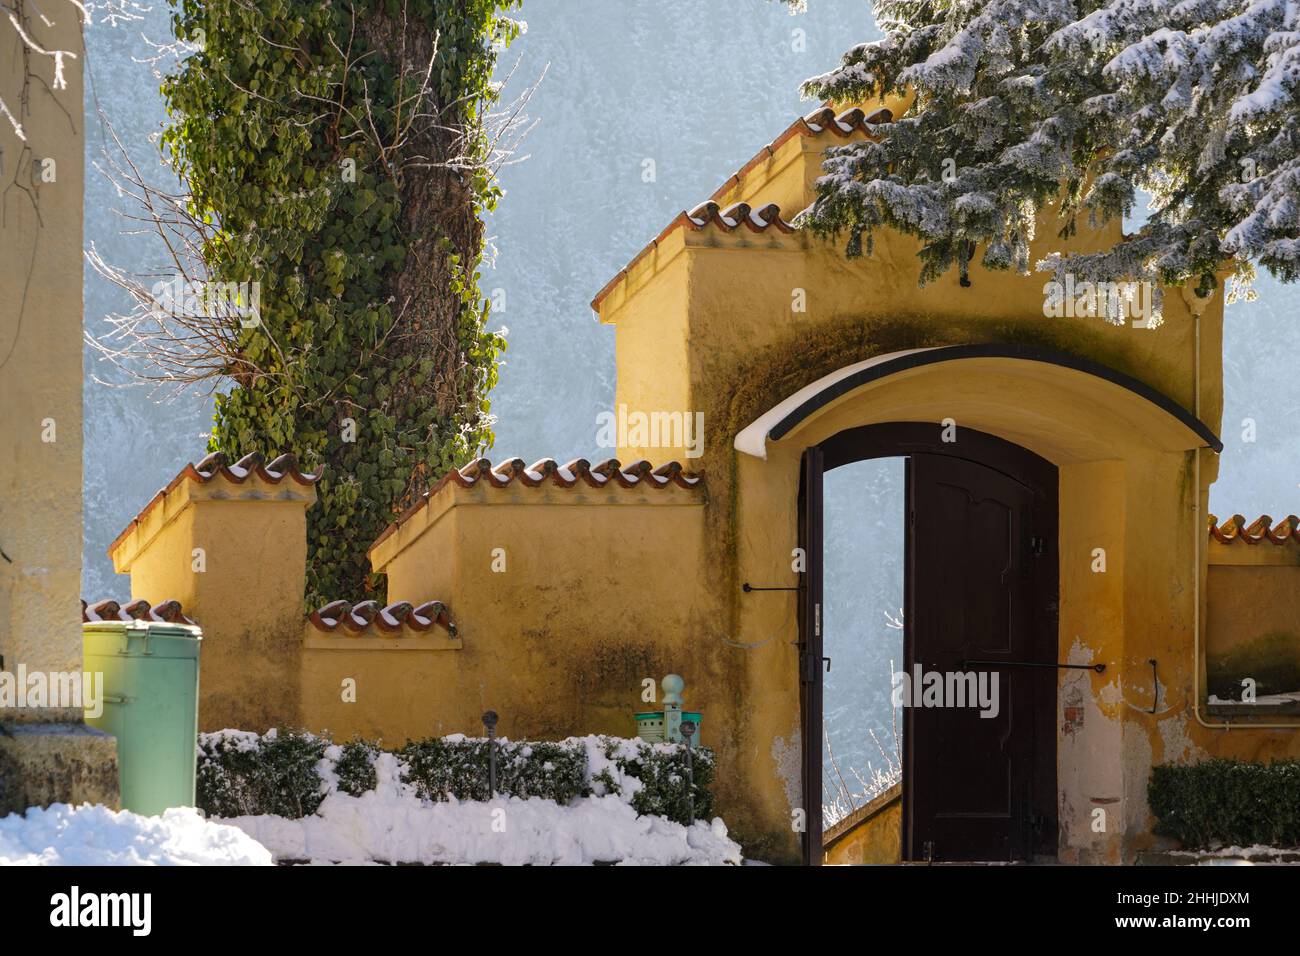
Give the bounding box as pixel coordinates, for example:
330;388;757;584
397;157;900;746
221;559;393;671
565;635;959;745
308;599;457;638
706;106;893;207
440;456;700;491
591;104;894;312
1209;514;1300;545
191;451;322;486
371;457;701;553
82;598;197;626
109;451;322;558
684;201;795;234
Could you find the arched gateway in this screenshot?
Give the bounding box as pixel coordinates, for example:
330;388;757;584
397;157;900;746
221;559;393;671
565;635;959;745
736;344;1221;863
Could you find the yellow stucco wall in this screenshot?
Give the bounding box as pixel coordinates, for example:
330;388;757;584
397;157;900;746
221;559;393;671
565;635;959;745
823;785;902;866
1204;540;1300;703
354;476;787;836
0;13;121;812
1207;566;1300;657
1;12;86;718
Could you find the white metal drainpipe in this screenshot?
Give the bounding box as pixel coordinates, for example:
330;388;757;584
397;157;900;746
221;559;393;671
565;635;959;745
1190;302;1298;731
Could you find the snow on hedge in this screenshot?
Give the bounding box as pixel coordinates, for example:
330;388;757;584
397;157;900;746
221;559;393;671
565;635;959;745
219;748;743;866
0;803;272;866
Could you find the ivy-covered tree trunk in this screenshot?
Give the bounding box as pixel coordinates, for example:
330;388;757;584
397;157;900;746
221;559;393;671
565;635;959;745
162;0;519;603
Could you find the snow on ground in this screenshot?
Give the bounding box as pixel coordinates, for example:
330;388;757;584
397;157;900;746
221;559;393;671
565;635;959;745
0;803;273;865
221;751;743;866
1177;844;1300;865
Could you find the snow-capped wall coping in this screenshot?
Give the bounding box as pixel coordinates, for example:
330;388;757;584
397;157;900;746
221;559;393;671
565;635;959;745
81;598;196;626
368;457;702;562
109;451;320;573
306;599;459;649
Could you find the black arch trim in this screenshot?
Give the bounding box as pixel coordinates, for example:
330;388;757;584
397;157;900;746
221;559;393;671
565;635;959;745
766;343;1223;453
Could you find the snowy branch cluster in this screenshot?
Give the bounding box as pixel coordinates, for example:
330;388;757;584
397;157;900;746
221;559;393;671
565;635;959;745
797;0;1300;298
1;1;150;184
0;0;83;147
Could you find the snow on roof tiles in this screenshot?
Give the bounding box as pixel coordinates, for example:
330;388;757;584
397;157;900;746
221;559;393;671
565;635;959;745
109;451;322;558
308;599;457;638
82;598;197;626
369;457;701;554
445;456;700;491
685;201;795;234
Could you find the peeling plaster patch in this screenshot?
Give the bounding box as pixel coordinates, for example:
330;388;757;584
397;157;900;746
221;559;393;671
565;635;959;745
1157;712;1206;765
1122;720;1155;838
1058;790;1077;851
1060;659;1124;858
1065;635;1122;716
1098;680;1122;707
1065;636;1093;666
771;730;801;813
1062;680;1086;736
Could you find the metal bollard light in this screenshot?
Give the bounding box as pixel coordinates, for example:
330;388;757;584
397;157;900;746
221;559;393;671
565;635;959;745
680;719;696;827
482;710;499;798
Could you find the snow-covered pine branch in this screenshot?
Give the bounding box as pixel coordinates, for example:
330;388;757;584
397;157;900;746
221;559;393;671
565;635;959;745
792;0;1300;304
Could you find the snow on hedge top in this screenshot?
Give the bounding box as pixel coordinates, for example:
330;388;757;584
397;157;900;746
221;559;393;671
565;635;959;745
0;804;272;866
221;750;742;866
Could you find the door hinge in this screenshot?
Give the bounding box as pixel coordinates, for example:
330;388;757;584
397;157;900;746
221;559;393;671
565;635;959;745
800;651;831;683
1029;535;1047;556
922;840;935;862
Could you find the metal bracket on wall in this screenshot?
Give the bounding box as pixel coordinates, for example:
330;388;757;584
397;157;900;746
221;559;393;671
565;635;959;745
741;582;803;593
1149;659;1159;713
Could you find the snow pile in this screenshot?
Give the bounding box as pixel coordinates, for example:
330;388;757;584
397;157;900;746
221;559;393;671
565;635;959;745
0;803;273;866
221;750;742;866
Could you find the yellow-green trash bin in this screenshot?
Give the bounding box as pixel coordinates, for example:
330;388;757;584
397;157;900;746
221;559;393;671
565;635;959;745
83;619;202;816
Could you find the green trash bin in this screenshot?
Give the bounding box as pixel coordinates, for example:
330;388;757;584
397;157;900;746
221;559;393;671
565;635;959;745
83;619;202;816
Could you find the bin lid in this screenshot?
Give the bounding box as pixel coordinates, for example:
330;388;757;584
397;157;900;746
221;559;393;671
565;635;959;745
83;620;202;658
83;620;201;638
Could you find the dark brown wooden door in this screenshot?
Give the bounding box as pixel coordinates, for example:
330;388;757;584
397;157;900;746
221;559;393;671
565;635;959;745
904;452;1057;862
799;446;825;866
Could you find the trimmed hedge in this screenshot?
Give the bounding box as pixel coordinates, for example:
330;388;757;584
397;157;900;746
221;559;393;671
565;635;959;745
398;737;588;804
197;730;714;827
196;730;376;819
1149;759;1300;849
595;737;716;822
